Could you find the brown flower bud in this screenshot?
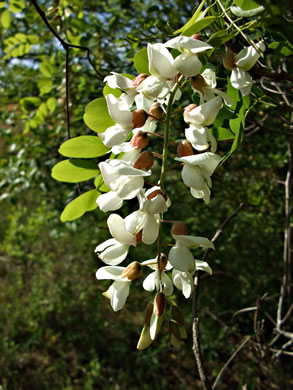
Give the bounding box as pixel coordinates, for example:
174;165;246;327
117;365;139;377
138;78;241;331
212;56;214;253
148;102;164;120
132;73;148;87
121;261;142;281
130;131;149;149
154;292;165;316
192;33;203;41
146;188;168;202
184;103;197;114
136;229;143;243
133;151;154;171
191;74;208;94
132;109;147;129
159;253;168;272
223;51;235;71
171;221;188;236
177;140;194;157
144;302;154;326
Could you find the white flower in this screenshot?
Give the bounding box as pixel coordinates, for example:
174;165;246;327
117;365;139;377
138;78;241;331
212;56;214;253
148;43;178;81
97;159;151;212
172;259;212;298
185;125;217;153
165;36;213;77
96;266;132;311
184;97;223;126
229;41;265;96
142;256;173;296
191;69;232;106
95;214;136;265
175;152;221;203
169;234;214;273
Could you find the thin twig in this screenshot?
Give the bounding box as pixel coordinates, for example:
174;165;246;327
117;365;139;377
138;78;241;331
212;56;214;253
192;203;245;390
212;336;251;389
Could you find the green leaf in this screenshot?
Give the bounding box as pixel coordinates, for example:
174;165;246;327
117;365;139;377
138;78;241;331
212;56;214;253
232;0;261;10
20;97;41;113
133;48;150;75
46;97;56;113
181;16;217;37
83;97;115;133
174;0;206;34
269;41;293;56
94;174;110;192
9;0;25;12
227;78;239;111
51;159;100;183
0;3;6;8
59;136;109;158
37;77;52;95
1;10;11;28
210;127;235;141
208;30;238;46
61;189;100;222
103;84;122;98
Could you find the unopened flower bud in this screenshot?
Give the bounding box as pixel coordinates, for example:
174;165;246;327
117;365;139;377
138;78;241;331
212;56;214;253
130;131;149;149
144;302;154;326
132;109;147;129
136;229;143;243
184;103;197;115
133;151;154;170
146;188;168;202
159;253;168;272
192;33;203;41
148;102;164;120
121;261;142;281
223;51;235;71
154;292;165;316
177;140;194;157
132;73;148;87
171;221;188;236
191;74;208;94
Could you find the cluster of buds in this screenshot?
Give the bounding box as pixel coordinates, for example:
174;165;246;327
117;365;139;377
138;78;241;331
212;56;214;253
93;32;265;348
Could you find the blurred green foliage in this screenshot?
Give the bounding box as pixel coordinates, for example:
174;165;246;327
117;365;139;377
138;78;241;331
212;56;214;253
1;0;293;389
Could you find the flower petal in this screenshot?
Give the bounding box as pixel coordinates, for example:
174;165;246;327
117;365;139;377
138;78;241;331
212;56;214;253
169;246;195;273
96;266;124;280
107;214;136;245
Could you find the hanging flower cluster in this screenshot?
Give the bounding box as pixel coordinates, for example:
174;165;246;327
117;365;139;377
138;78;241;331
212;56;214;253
87;33;265;349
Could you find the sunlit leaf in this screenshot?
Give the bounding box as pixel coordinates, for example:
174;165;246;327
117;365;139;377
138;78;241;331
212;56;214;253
59;136;109;158
232;0;262;11
133;48;150;75
83;97;115;133
51;159;99;183
181;16;217;37
1;9;11;28
60;189;100;222
210;127;235;141
269;41;293;56
174;0;206;34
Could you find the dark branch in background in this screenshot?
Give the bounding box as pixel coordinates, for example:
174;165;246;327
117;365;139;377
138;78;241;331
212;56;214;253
253;64;293;83
30;0;104;139
191;203;245;390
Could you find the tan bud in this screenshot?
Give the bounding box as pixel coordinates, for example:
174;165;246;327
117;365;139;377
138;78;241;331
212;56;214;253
154;292;165;316
171;221;188;236
132;109;147;129
177;140;194;157
133;151;154;171
191;74;208;94
192;33;203;41
146;188;168;201
136;229;143;243
223;51;235;71
148;102;164;120
137;324;153;350
184;103;197;114
159;253;168;272
144;302;154;326
121;261;142;281
132;73;148;87
130;131;149;149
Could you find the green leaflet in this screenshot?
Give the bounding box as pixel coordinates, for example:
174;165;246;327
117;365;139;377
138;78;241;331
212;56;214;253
83;97;115;133
181;16;217;37
210;127;235;141
269;41;293;56
1;10;11;28
60;189;100;222
58;136;109;158
51;159;100;183
94;174;110;192
232;0;262;11
133;48;150;75
174;0;206;34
